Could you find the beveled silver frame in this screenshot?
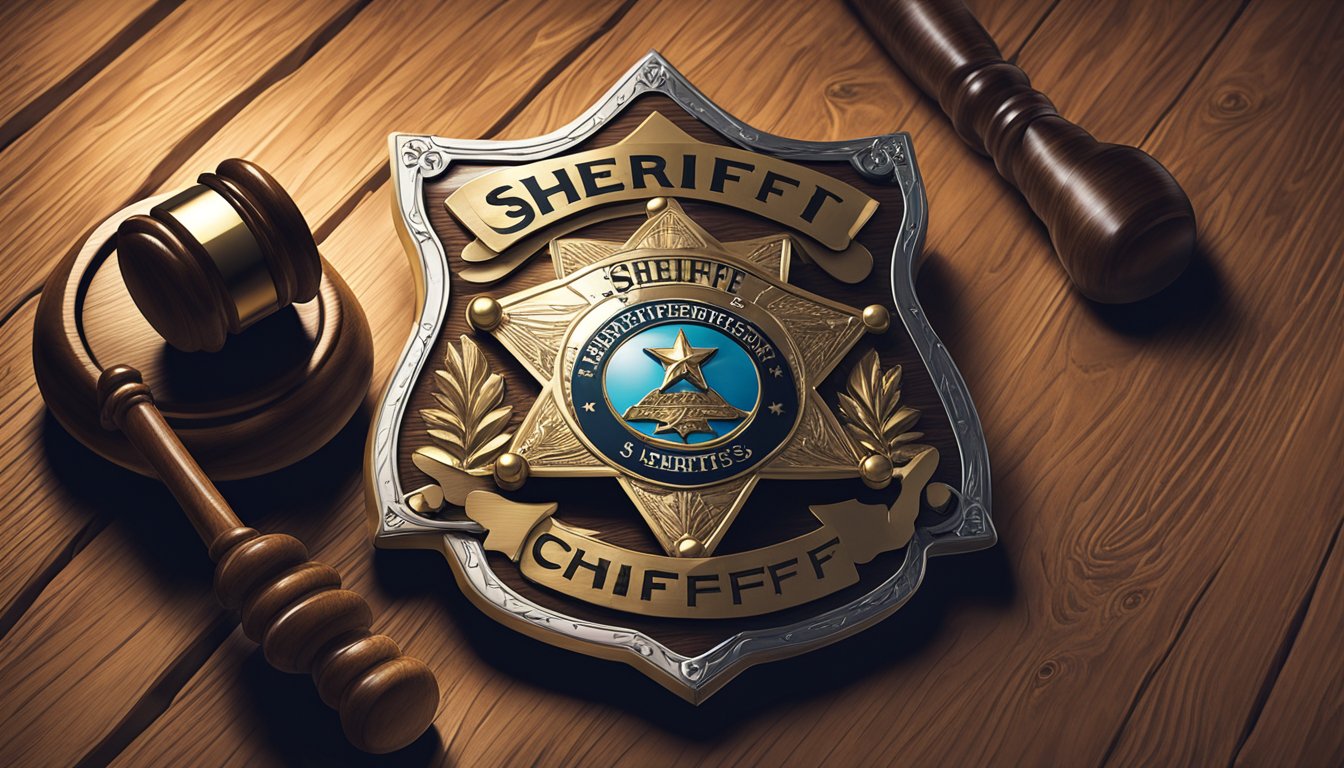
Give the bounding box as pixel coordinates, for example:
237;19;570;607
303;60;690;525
369;51;995;703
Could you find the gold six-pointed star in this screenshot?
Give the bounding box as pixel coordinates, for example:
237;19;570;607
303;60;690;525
477;199;875;557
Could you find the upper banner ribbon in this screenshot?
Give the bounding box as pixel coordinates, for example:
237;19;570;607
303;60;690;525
445;112;878;254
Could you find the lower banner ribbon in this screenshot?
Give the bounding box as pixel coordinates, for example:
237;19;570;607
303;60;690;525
465;448;938;619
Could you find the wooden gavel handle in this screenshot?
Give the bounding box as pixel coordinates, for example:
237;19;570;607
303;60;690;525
96;365;437;754
850;0;1196;303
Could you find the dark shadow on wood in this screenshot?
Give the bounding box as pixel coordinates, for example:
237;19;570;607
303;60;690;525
1086;242;1230;340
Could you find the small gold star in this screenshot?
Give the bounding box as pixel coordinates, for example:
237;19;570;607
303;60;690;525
770;365;783;378
582;402;596;412
645;329;717;391
768;402;784;415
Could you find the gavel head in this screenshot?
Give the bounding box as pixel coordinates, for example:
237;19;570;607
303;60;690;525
116;158;322;352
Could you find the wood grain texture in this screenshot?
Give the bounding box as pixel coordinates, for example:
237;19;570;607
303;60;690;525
1;0;1342;765
0;0;177;148
151;0;629;241
1085;0;1344;762
1236;514;1344;767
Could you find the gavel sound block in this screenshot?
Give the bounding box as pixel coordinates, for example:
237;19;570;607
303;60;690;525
34;161;367;479
32;160;438;752
850;0;1197;303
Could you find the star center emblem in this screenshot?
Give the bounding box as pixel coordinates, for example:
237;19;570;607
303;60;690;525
645;329;716;391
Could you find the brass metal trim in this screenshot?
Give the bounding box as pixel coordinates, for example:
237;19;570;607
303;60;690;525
161;186;277;328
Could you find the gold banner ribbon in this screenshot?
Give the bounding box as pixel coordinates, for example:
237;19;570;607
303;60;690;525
445;112;878;254
465;448;938;619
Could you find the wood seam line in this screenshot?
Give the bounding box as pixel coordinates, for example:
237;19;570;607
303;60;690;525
481;0;643;141
72;613;236;768
0;0;186;153
1229;512;1344;764
1005;0;1062;64
1138;0;1252;149
0;284;40;330
311;0;642;245
0;507;112;641
0;0;375;329
1096;551;1230;768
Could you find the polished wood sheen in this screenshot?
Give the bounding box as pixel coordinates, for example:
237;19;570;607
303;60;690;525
117;158;322;352
850;0;1196;303
95;365;437;753
1;0;1342;765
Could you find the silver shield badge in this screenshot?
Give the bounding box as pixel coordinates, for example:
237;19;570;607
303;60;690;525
369;52;993;703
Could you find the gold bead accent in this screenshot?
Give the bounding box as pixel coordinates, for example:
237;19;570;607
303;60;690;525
860;454;894;490
645;197;668;215
926;482;954;513
466;295;503;331
493;452;529;491
862;304;891;334
675;536;704;557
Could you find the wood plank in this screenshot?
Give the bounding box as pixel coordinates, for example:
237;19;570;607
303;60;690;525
0;1;633;764
0;0;369;320
0;0;178;149
1084;0;1344;762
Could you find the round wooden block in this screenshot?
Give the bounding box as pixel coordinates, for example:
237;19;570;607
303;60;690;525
35;194;373;480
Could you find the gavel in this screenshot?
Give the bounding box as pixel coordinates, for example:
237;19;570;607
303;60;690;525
34;159;437;753
850;0;1196;303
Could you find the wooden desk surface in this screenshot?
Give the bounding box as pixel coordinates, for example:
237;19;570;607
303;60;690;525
1;0;1341;764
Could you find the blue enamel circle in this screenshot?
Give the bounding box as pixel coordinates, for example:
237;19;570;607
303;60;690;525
603;324;760;445
569;298;799;487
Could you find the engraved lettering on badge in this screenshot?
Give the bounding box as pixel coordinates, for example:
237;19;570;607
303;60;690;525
604;257;745;295
445;112;878;253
